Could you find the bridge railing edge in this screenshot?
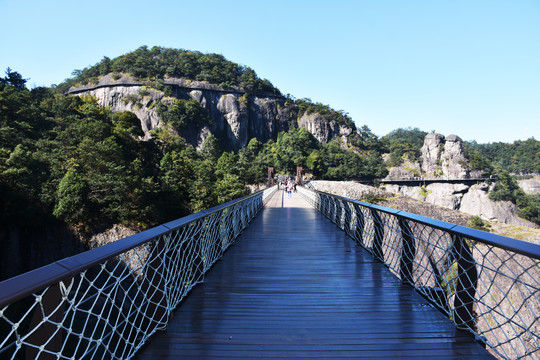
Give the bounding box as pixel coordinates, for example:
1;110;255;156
297;185;540;360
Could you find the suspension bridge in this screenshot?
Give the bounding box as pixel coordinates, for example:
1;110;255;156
0;185;538;359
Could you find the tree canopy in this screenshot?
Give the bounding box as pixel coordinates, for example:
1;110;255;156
58;46;281;95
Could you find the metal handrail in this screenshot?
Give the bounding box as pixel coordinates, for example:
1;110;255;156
0;185;277;359
310;189;540;259
298;186;540;360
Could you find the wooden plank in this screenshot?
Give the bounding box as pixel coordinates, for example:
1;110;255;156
138;191;493;359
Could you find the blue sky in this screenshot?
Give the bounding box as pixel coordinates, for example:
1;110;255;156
1;0;538;144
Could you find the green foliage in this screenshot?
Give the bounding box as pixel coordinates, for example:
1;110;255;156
463;142;493;175
488;168;540;225
468;216;491;231
349;125;382;152
419;185;431;199
488;168;524;204
359;192;386;204
381;127;427;167
306;150;324;178
189;159;217;213
464;138;540;175
517;194;540;226
157;98;211;130
1;73;251;237
239;93;249;107
112;111;144;138
59;46;281;95
215;152;248;203
0;68;27;90
275;128;319;173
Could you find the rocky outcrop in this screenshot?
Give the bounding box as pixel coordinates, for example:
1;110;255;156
312;180;538;229
459;183;530;225
518;177;540;195
440;134;469;178
298;113;353;144
385;161;422;180
421;133;469;179
386;133;471;181
382;182;536;227
309;180;388;199
80;84;163;140
420;133;445;176
68;74;353;150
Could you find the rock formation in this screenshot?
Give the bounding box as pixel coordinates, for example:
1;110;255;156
518;177;540;195
298;113;353;145
385;133;471;181
382;182;535;227
68;74;354;150
420;133;469;179
420;133;445;176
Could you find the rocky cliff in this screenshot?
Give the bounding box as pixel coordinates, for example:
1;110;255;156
311;180;539;231
380;133;539;226
421;134;470;179
382;182;536;227
386;133;472;180
518;177;540;195
68;74;354;150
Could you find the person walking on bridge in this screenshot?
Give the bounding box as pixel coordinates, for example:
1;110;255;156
286;180;293;199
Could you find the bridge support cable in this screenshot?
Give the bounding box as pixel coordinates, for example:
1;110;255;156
297;186;540;360
0;185;278;360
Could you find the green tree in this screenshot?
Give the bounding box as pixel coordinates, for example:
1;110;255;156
1;68;27;90
381;127;427;167
189;159;217;213
306;150;324;178
53;165;88;224
215;173;247;203
112;111;144;138
158;146;196;220
157;98;211;130
200;135;222;163
489;168;524;204
275;128;319;173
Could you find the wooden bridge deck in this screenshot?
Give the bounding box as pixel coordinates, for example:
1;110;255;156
138;190;493;359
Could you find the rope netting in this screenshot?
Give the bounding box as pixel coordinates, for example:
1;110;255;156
298;186;540;360
0;186;277;360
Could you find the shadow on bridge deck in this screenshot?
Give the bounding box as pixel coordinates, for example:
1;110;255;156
138;190;493;359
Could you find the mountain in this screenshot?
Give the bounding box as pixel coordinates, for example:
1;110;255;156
63;46;358;151
67;74;354;151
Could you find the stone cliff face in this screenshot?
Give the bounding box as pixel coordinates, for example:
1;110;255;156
382;182;536;227
518;177;540;195
68;75;352;150
298;113;353;145
80;84;163;140
420;133;469;179
385;133;470;181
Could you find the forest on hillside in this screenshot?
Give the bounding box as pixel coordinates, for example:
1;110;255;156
1;47;539;238
0;67;389;240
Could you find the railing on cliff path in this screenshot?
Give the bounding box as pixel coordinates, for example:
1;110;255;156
0;185;277;360
297;186;540;360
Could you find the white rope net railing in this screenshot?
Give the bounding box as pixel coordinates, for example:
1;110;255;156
0;185;277;360
298;186;540;360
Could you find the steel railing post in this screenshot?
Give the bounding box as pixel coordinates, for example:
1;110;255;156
398;218;416;285
370;209;385;262
453;234;478;331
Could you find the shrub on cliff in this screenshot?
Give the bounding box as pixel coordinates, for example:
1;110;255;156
489;168;540;225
